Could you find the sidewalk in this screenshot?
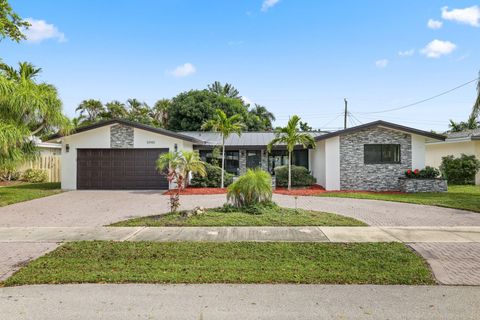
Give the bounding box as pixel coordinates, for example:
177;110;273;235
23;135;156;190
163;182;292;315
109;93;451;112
1;226;480;243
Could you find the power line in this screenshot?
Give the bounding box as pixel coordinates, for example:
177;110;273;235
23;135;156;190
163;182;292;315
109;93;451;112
355;77;479;115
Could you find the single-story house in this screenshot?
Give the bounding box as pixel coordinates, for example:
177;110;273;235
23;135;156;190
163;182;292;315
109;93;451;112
50;119;445;191
426;128;480;185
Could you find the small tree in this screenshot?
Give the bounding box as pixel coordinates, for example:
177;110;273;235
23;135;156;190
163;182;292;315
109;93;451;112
440;154;480;185
156;150;206;212
227;169;272;208
267;115;316;190
182;150;206;187
201;109;245;188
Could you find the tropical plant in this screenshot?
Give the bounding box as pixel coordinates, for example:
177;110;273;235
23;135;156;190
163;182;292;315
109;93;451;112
227;169;272;208
448;72;480;132
0;61;70;170
190;162;234;187
104;100;128;119
202;109;245;188
0;0;29;42
22;168;47;183
126;98;152;125
208;81;240;99
404;166;440;179
156;150;206;212
274;165;316;187
267;115;316;190
440;154;480;185
249;104;276;130
182;150;206;187
75;99;104;124
151;99;170;127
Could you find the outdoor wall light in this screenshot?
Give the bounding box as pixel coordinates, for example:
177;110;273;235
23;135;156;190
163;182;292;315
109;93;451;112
65;144;70;153
174;143;178;152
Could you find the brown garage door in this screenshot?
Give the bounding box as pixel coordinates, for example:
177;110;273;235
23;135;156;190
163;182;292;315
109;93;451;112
77;149;169;190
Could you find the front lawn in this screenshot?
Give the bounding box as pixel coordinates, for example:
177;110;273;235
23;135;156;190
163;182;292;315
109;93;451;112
0;182;61;207
319;185;480;213
4;241;434;286
110;206;366;227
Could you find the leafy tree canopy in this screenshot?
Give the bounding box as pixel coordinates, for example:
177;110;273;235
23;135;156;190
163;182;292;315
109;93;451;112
0;0;29;42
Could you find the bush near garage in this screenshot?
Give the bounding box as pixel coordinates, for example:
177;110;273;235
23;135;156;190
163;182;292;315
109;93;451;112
190;162;234;188
22;169;48;183
274;165;316;187
440;154;480;185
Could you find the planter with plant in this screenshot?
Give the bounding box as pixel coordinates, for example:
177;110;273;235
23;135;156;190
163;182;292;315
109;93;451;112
399;166;447;193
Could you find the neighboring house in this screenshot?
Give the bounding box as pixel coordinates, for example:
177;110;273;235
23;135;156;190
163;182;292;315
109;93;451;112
50;119;444;191
426;129;480;185
17;142;62;183
36;142;62;156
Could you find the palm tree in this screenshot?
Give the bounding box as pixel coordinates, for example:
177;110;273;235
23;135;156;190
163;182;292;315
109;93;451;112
208;81;240;99
267;115;316;190
127;98;152;125
75;99;104;124
250;104;276;130
181;151;206;187
104;100;128;119
151;99;170;127
470;71;480;120
201;109;245;188
0;61;70;168
449;72;480;132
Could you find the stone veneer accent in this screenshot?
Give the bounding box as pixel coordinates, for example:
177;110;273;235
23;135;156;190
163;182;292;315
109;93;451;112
239;149;269;175
399;178;447;193
110;124;134;148
339;127;412;191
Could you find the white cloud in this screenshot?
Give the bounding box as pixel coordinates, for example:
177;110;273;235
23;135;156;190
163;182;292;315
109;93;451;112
441;6;480;27
421;39;456;58
22;18;66;43
375;59;389;68
398;49;415;57
261;0;280;12
427;19;443;29
170;63;196;77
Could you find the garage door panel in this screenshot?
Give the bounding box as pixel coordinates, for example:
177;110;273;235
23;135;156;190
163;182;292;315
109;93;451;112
77;148;168;190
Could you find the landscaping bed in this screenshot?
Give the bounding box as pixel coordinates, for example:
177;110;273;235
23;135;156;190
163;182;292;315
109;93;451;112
110;206;366;227
0;182;61;207
164;187;227;195
318;185;480;213
4;241;435;286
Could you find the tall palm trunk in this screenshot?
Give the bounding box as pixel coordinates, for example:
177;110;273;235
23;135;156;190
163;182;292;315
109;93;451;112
221;135;225;188
288;151;292;190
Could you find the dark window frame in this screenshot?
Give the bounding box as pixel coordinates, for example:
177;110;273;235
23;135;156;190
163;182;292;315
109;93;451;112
364;144;401;164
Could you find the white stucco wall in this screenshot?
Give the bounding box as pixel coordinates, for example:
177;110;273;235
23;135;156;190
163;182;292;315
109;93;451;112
411;134;426;170
426;140;480;185
324;136;340;190
61;124;194;190
310;141;326;188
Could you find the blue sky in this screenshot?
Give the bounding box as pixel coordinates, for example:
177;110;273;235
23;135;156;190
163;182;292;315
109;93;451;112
3;0;480;131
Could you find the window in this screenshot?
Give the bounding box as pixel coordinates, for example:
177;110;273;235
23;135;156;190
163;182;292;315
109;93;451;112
224;151;240;175
268;149;309;174
364;144;401;164
246;150;261;169
199;150;220;165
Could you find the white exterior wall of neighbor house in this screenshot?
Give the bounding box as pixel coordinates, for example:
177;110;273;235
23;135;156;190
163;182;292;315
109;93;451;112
309;141;326;188
426;140;480;185
324;136;340;190
60;124;194;190
411;134;426;170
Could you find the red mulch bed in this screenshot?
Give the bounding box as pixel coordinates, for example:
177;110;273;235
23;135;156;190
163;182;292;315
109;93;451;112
164;185;405;196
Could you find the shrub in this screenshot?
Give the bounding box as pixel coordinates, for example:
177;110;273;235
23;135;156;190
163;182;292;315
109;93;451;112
440;154;480;185
190;162;234;187
274;165;316;187
227;169;272;208
0;163;20;181
404;166;440;179
22;169;47;183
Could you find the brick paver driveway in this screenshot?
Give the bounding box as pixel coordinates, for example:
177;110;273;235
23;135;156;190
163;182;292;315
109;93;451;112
1;191;480;284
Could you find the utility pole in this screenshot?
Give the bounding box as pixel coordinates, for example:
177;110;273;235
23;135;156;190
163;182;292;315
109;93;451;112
344;98;348;129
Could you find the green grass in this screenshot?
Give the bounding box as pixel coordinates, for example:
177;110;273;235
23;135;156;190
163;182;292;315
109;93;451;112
4;241;435;286
319;185;480;213
110;206;366;227
0;182;61;207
